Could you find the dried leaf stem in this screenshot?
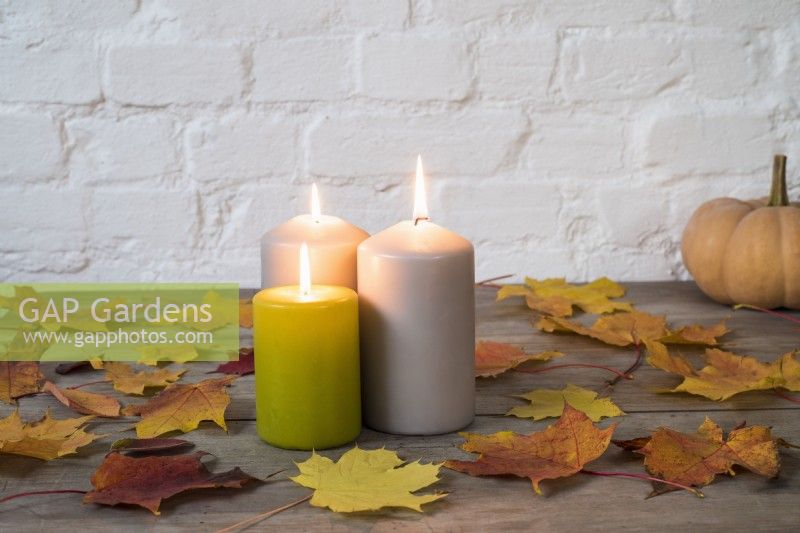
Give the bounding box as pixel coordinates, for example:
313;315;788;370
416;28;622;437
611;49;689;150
580;469;703;498
475;274;514;288
215;494;312;533
515;363;631;380
68;379;110;390
608;341;643;388
733;304;800;325
774;390;800;404
0;489;87;505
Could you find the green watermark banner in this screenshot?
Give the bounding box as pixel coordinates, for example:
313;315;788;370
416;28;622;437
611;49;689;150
0;283;240;362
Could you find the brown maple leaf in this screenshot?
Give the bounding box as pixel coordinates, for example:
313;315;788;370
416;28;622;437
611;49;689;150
84;451;260;514
212;347;254;376
43;381;120;418
445;404;616;494
475;340;562;378
122;376;236;437
497;277;631;317
614;418;780;490
94;361;185;395
0;409;100;460
536;311;727;348
0;361;45;404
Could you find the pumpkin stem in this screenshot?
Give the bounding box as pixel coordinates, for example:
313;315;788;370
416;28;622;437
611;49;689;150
768;154;789;207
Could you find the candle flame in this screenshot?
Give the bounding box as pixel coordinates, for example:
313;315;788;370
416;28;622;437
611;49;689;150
299;242;311;295
311;183;321;223
413;155;429;223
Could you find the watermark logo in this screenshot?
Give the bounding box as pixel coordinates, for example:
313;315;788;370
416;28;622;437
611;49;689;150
0;283;240;362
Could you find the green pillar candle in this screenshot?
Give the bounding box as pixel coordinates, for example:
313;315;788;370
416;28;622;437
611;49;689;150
253;271;361;450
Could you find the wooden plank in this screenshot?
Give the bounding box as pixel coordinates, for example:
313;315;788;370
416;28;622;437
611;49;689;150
8;282;800;425
0;411;797;532
1;281;798;531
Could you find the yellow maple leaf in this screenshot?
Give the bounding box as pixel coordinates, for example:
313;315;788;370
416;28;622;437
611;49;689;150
122;376;236;437
644;340;695;377
137;344;198;366
94;361;185;395
291;446;445;513
508;384;625;422
668;349;800;401
498;277;631;317
0;410;100;460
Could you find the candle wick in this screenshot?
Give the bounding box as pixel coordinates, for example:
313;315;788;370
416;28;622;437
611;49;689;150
414;217;429;226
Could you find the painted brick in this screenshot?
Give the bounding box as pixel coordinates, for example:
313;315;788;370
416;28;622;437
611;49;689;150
427;1;536;24
107;45;244;105
0;0;136;34
0;188;86;251
185;112;296;183
643;115;772;174
0;0;797;284
308;111;528;177
0;112;61;182
91;189;198;248
477;35;557;101
0;43;101;104
536;0;672;25
437;181;561;244
343;0;409;29
252;38;354;102
686;34;759;98
361;35;471;101
596;184;670;247
207;185;297;249
560;31;687;101
676;0;800;28
155;0;339;37
526;114;625;175
68;115;179;183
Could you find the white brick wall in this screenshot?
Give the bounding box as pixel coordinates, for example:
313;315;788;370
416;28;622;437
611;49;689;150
1;0;798;284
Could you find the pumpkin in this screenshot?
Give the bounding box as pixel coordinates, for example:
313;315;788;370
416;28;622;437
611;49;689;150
681;154;800;309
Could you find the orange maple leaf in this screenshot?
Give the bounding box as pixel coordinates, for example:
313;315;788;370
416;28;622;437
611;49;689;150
239;299;253;328
445;404;616;494
122;376;236;437
475;340;562;378
0;361;45;404
615;418;780;489
536;311;727;347
43;381;121;418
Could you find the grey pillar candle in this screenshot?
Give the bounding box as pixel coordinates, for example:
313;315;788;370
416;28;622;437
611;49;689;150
357;157;475;435
261;184;369;289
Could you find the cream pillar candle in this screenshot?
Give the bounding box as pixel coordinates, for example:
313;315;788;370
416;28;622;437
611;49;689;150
261;184;369;289
357;156;475;435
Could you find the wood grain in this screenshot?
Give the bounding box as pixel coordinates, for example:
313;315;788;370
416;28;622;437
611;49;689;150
1;282;798;531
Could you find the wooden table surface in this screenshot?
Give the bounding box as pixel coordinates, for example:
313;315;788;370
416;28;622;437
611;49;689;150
2;282;799;532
